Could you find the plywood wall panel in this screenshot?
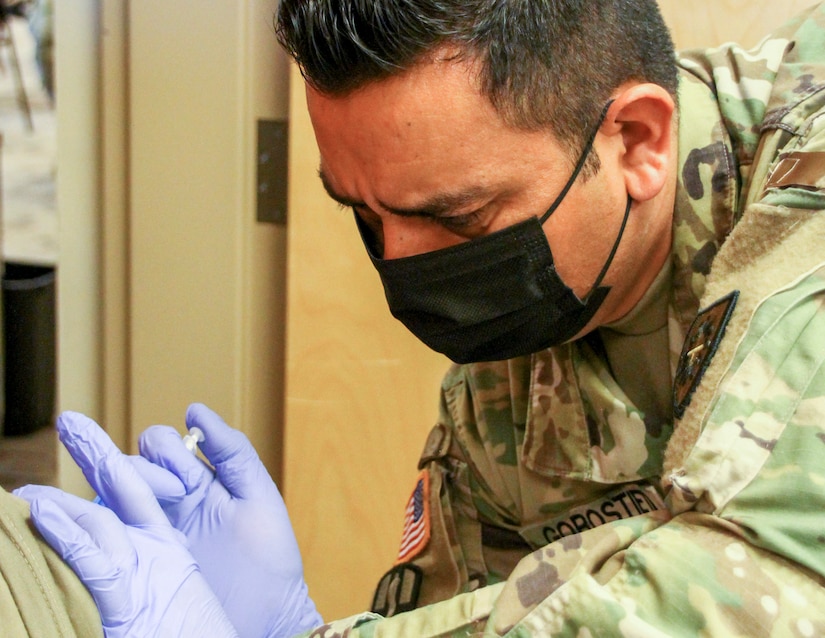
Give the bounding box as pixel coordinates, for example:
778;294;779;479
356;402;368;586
284;66;451;619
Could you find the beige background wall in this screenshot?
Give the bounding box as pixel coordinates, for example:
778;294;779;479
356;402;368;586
54;1;101;493
283;0;820;622
660;1;818;50
59;1;292;491
124;0;290;479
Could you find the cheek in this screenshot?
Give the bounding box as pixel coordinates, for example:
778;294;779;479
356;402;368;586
542;212;600;296
550;237;606;297
543;198;630;297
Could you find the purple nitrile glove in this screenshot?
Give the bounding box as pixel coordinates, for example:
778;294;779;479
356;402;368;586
135;403;322;638
14;415;239;638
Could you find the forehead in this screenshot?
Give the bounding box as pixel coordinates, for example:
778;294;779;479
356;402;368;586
305;57;567;207
306;57;500;148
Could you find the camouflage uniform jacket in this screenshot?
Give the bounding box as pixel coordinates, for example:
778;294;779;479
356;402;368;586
303;4;825;636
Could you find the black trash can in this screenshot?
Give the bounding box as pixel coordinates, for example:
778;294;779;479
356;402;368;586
2;262;56;436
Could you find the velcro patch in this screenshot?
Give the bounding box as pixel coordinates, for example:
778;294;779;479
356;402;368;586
371;563;423;617
765;151;825;191
673;291;739;419
394;470;431;565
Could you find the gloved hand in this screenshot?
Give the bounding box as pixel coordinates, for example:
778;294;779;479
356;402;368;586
134;403;322;638
14;415;239;638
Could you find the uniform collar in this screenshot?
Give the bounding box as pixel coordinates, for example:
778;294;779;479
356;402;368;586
669;66;739;332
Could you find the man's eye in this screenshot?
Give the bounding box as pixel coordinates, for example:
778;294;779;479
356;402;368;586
348;204;377;224
436;211;483;231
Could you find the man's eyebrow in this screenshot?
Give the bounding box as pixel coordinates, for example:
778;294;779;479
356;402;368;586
318;167;492;218
319;168;363;208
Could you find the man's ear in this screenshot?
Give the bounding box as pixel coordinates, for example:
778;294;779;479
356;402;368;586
602;83;676;202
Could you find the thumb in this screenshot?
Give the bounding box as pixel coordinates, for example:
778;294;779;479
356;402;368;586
185;403;273;500
138;425;213;495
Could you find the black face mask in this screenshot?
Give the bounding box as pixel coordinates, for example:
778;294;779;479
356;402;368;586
357;101;632;364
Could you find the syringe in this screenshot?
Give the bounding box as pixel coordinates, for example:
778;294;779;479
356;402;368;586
182;426;205;454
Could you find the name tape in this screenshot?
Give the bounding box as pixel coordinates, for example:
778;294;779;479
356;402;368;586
519;482;666;547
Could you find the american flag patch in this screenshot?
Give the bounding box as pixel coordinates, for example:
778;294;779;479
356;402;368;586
394;470;431;564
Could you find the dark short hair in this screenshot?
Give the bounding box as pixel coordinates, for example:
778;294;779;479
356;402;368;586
275;0;678;169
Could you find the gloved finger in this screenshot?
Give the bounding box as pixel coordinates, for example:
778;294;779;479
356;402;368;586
129;454;187;505
16;484;132;561
138;425;214;494
54;412;169;528
95;452;173;529
55;411;124;495
185;403;272;500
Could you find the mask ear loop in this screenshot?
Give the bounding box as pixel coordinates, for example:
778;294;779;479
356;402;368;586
540;99;615;224
582;194;632;302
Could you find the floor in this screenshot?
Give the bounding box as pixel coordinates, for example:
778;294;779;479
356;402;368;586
0;15;58;492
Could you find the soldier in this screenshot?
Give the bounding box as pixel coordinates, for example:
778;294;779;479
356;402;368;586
13;0;825;636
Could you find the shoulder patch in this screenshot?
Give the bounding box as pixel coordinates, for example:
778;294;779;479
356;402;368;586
673;291;739;419
765;151;825;191
394;470;431;565
371;563;423;617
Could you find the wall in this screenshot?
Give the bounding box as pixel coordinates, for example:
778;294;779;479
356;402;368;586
283;54;451;615
57;2;291;491
282;0;820;622
124;1;289;479
54;0;101;495
659;0;817;49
